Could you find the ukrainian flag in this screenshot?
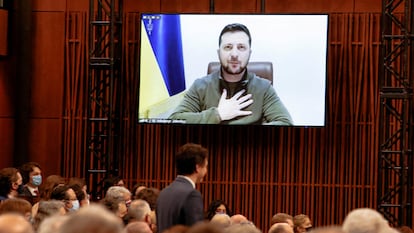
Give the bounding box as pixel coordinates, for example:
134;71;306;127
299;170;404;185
139;14;186;118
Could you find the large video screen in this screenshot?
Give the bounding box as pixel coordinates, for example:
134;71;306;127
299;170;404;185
138;14;328;126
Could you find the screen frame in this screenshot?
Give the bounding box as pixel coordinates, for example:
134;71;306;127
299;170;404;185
138;13;329;126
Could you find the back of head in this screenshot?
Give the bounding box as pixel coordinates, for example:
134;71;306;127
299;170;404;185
230;214;248;225
0;213;34;233
271;213;293;225
163;225;190;233
187;222;223;233
0;167;19;197
33;200;66;231
0;198;32;216
59;204;124;233
342;208;390;233
176;143;208;176
135;187;160;210
224;222;261;233
38;175;65;200
127;199;151;222
211;213;231;228
37;215;69;233
126;221;153;233
269;223;293;233
106;185;131;200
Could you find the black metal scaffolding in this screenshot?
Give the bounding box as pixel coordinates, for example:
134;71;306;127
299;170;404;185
378;0;413;227
87;0;122;200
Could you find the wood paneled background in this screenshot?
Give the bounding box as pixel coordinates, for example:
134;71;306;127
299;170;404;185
0;0;411;231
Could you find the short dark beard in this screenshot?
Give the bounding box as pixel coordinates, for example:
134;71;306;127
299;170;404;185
222;64;246;75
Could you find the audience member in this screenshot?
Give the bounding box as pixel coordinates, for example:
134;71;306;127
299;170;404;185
126;221;154;233
206;199;232;220
59;204;124;233
187;222;223;233
32;200;66;231
18;162;42;203
342;208;391;233
271;213;294;228
156;143;209;233
50;185;79;212
309;226;344;233
0;167;23;200
163;225;190;233
126;199;152;224
0;213;34;233
132;182;147;198
103;190;128;220
0;198;32;221
68;177;90;206
37;215;69;233
224;221;261;233
135;187;159;210
38;175;66;201
211;213;231;228
230;214;249;224
269;223;293;233
135;187;160;231
69;183;88;207
106;186;132;207
293;214;312;233
103;176;125;194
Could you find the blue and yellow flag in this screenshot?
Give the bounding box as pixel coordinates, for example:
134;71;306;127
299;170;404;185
139;14;186;117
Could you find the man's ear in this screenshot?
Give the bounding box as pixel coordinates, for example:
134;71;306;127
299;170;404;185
11;182;18;190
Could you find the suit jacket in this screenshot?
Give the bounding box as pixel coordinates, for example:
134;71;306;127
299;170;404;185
156;176;204;233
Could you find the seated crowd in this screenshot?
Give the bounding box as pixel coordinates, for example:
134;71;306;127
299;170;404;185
0;160;411;233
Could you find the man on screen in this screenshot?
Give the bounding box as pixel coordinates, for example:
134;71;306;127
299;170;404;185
169;23;293;125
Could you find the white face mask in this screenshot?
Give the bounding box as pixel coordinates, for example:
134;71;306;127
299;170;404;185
69;200;80;212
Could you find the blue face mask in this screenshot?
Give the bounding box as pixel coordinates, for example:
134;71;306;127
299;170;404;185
69;200;80;212
32;175;42;186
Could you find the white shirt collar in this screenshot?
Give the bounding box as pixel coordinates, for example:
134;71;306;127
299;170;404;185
177;175;195;188
27;185;39;196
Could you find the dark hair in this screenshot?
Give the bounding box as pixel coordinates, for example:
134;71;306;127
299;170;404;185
50;185;71;201
103;176;123;193
19;162;41;185
175;143;208;176
205;199;232;220
69;183;86;201
0;167;20;197
135;187;160;210
219;23;251;47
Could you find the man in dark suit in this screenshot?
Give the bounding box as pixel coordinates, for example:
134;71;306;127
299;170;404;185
156;143;208;233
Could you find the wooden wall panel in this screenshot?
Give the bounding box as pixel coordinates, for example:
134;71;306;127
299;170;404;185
0;119;14;168
125;0;161;12
214;0;261;13
0;9;8;56
160;0;211;13
30;12;65;117
0;61;13;116
32;0;66;11
265;0;354;13
28;119;62;176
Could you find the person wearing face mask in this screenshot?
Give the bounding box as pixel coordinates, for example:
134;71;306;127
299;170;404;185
0;167;24;201
50;185;80;212
18;162;42;204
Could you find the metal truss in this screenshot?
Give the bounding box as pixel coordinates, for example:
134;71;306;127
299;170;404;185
378;0;413;227
87;0;122;200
